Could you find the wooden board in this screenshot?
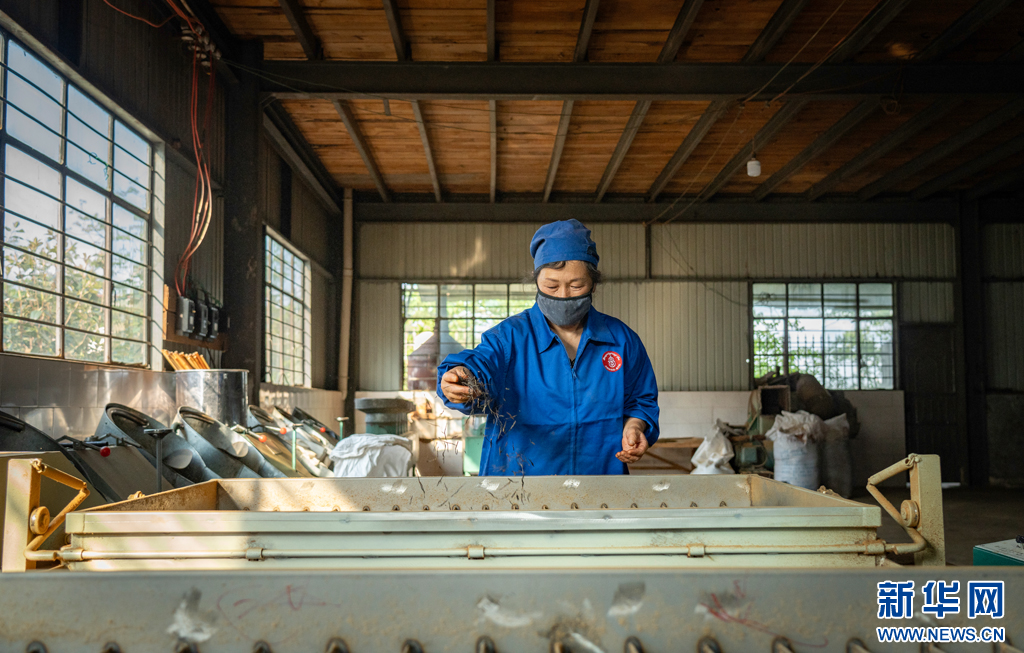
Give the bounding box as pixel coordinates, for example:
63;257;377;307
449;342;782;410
496;0;585;62
763;0;880;63
719;100;861;196
421;100;493;194
676;0;787;63
661;100;785;197
496;100;562;193
552;100;636;194
348;99;434;193
279;99;378;190
834;98;1009;194
607;101;710;195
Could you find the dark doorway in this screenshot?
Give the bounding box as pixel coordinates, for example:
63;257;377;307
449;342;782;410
899;324;963;482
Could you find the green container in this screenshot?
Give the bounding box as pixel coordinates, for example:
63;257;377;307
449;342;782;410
973;539;1024;566
463;435;484;476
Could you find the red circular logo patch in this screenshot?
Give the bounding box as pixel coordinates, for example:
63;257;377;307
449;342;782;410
602;351;623;372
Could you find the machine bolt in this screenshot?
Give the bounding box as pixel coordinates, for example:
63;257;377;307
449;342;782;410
773;637;795;653
900;500;921;527
476;636;496;653
174;639;199;653
696;636;721;653
252;642;272;653
325;638;349;653
402;640;424;653
101;644;122;653
26;642;47;653
29;506;50;535
624;637;644;653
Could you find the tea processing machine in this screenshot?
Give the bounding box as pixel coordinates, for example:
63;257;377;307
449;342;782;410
1;453;1022;652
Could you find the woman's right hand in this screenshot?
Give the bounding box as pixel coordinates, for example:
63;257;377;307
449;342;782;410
440;366;481;403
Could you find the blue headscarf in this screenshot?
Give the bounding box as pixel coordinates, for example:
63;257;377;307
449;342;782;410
529;219;599;269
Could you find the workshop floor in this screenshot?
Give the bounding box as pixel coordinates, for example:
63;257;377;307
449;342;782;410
855;486;1024;566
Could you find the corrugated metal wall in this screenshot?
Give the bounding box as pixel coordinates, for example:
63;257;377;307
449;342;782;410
983;223;1024;279
985;283;1024;391
353;222;958;390
311;269;338;389
651;223;956;279
982;223;1024;391
356;282;402;391
357;223;644;280
595;282;749;391
900;282;955;323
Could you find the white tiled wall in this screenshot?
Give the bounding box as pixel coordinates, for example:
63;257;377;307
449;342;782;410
259;383;346;430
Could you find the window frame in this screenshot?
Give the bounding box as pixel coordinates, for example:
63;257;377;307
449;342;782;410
748;279;899;391
0;28;161;367
399;282;536;391
263;226;312;387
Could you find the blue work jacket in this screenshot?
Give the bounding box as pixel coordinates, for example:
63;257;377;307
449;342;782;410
436;303;660;476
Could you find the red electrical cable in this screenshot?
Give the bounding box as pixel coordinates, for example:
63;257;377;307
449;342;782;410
101;0;174;28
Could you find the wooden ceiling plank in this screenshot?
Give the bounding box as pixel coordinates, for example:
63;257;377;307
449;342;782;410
277;0;322;60
594;0;704;202
828;0;915;62
382;0;409;62
913;130;1024;200
411;101;442;202
647;100;731;201
700;99;809;200
332;100;391;202
659;0;706;64
859;98;1024;200
965;162;1024;200
916;0;1018;62
752;99;878;201
804;99;961;200
743;0;812;63
573;0;602;63
543;0;602;202
487;0;496;61
543;101;575;203
647;0;817;203
489;99;497;203
263;102;341;212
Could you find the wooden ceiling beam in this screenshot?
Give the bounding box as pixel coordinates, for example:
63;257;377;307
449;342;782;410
744;0;812;62
913;131;1024;200
803;99;961;200
543;0;602;202
411;101;442;202
489;100;497;203
263;101;341;212
594;0;704;202
262;62;1021;100
277;0;322;60
699;99;809;201
486;0;496;62
382;0;409;62
859;98;1024;200
751;99;878;201
648;0;819;202
573;0;601;62
965;163;1024;201
827;0;914;62
916;0;1018;62
332;100;390;203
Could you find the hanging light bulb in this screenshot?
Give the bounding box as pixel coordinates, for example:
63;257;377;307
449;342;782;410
747;154;762;177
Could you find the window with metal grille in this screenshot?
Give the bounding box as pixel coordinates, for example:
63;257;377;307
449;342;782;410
264;231;311;386
751;282;895;390
0;32;156;366
401;283;536;391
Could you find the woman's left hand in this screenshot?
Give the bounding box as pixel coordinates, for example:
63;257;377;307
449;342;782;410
616;419;649;464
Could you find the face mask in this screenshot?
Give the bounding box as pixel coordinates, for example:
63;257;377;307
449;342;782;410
536;290;592;327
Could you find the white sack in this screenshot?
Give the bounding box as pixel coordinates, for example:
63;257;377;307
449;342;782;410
766;410;823;490
820;413;852;498
690;421;735;475
329;434;413;477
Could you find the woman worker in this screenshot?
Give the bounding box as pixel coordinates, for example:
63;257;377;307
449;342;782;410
436;219;660;476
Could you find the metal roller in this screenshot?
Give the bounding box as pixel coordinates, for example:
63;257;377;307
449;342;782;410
95;404;217;486
174;408;272;479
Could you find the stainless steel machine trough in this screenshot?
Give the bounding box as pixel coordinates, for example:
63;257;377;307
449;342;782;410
50;457;945;572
